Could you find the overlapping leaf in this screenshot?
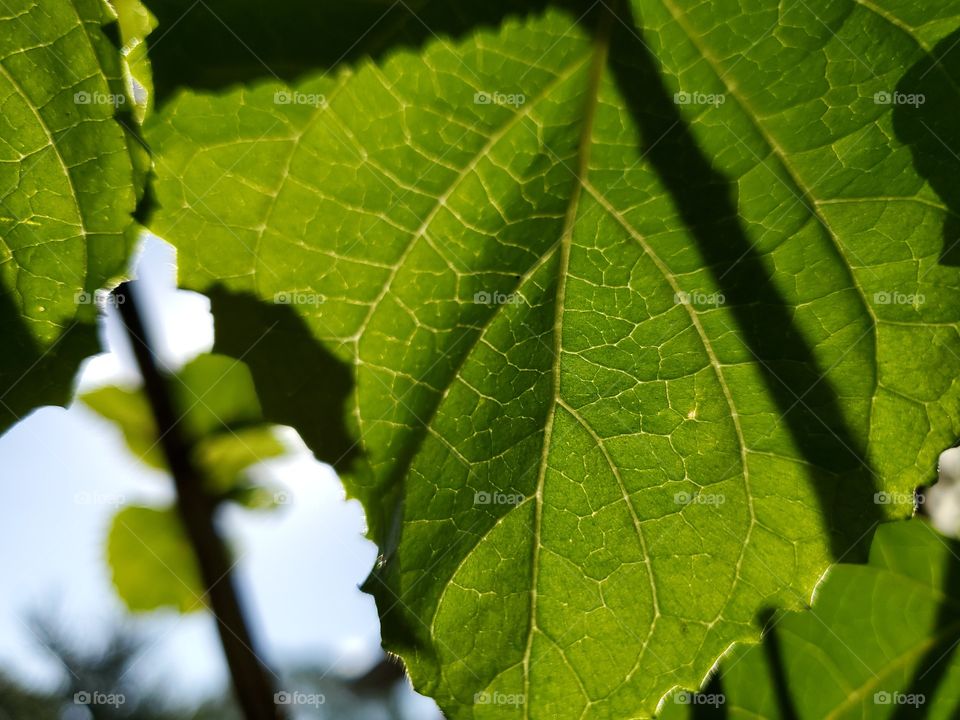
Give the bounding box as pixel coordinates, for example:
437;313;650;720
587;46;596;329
0;0;144;434
717;520;960;719
108;505;204;613
85;354;286;611
82;353;285;497
112;0;157;122
145;0;960;716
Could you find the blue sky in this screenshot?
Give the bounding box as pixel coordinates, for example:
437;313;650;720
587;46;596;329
0;237;437;714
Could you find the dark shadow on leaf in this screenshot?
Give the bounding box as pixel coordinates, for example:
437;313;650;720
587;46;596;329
758;609;800;720
147;0;590;104
691;671;728;719
893;29;960;266
205;286;360;472
605;2;882;559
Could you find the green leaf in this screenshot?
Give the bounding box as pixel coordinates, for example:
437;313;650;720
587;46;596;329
718;520;960;719
107;505;204;613
95;355;285;612
81;353;285;496
145;1;960;716
171;353;269;436
195;425;284;497
112;0;157;122
82;384;165;469
0;0;142;434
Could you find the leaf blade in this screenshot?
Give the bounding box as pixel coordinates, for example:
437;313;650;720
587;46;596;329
145;3;960;716
0;0;143;433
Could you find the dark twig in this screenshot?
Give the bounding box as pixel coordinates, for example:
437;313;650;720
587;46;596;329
114;281;283;720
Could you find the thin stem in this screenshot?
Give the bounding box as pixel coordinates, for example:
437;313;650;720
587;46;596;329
114;281;283;720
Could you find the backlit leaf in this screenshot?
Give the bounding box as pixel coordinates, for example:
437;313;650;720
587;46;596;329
145;1;960;716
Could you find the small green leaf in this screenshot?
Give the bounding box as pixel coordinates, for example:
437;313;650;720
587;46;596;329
108;505;204;613
720;519;960;719
196;425;284;495
82;353;285;495
112;0;157;122
82;384;165;468
171;353;268;438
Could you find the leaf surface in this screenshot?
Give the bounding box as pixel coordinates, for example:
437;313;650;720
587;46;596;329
108;505;204;613
82;353;285;495
0;0;142;433
146;1;960;716
93;354;286;612
719;520;960;719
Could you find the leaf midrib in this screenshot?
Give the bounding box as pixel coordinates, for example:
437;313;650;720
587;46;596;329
349;51;594;348
523;5;615;715
350;50;595;475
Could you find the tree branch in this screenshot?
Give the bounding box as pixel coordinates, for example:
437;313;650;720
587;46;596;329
115;281;283;720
